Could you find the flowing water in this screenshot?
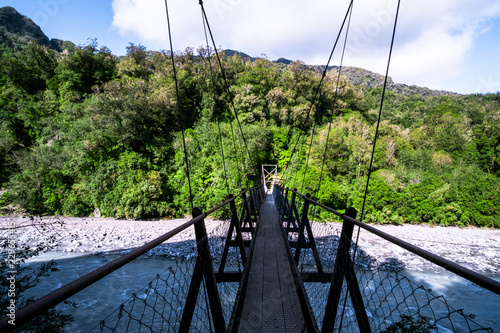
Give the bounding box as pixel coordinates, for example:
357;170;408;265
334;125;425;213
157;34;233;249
24;252;178;332
23;252;500;332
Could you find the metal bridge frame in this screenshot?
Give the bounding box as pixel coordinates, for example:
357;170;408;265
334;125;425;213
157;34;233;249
0;186;266;333
273;184;500;332
274;187;371;332
261;164;278;192
2;183;499;332
273;185;500;295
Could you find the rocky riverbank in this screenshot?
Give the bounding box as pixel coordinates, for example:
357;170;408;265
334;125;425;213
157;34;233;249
1;215;499;274
0;215;222;258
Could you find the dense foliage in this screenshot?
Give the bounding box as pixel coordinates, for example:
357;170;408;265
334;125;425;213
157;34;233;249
0;38;499;227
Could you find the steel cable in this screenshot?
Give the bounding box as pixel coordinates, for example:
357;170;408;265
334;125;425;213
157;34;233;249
200;11;234;194
283;0;354;187
164;0;194;210
198;0;251;167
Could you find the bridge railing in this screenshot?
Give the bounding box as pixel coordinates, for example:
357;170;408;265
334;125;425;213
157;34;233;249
273;184;500;333
0;185;265;333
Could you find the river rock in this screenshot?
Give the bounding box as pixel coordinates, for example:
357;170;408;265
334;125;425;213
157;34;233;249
0;215;499;274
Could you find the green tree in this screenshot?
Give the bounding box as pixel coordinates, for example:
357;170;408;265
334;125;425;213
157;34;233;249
55;39;116;103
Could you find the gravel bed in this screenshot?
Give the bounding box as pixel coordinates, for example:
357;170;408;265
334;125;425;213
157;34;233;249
1;215;499;274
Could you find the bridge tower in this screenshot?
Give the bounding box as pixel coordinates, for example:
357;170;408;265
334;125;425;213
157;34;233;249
261;164;278;193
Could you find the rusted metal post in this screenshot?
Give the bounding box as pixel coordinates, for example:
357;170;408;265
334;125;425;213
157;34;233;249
298;194;324;276
280;186;288;219
274;185;281;209
251;188;260;215
287;189;300;232
241;191;254;234
274;185;281;212
248;188;258;222
276;186;283;218
283;187;290;219
257;185;264;207
321;207;356;332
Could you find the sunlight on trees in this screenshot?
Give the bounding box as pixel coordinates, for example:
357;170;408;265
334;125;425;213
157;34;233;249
0;40;499;227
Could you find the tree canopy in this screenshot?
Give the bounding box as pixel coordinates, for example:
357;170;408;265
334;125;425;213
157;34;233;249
0;39;499;227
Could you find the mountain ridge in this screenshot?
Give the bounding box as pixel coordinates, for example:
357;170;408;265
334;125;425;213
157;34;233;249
222;49;459;97
0;6;71;52
1;6;457;97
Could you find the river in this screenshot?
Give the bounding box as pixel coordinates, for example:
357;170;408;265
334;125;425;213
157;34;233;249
22;252;500;332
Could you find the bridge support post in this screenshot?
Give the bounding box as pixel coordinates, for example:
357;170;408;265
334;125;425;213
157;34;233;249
240;191;255;234
287;189;300;233
274;185;281;210
179;207;226;333
248;189;258;222
294;193;324;275
251;187;262;215
294;193;310;264
321;207;371;333
283;187;290;218
278;187;285;213
218;194;247;275
279;186;289;220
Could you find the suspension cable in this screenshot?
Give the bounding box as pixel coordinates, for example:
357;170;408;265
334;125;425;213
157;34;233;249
283;0;354;187
304;0;353;226
164;0;194;210
313;7;354;328
287;133;309;189
359;0;401;224
198;0;251;162
316;2;353;197
201;11;232;196
300;123;317;194
228;115;243;188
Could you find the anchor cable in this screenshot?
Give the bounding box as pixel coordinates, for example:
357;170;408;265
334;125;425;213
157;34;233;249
359;0;401;224
300;123;317;194
339;0;401;330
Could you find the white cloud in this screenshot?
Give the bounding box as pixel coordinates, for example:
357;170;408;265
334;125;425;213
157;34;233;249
111;0;204;51
391;27;475;89
385;0;500;91
111;0;500;92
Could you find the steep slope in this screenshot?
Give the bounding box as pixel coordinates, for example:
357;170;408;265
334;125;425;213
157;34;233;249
0;6;70;52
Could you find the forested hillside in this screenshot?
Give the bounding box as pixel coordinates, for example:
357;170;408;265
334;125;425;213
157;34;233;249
1;7;499;227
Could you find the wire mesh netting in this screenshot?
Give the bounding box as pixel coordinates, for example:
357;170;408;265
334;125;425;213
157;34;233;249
347;232;497;333
273;186;498;333
98;258;197;332
301;243;497;332
13;186;496;332
96;197;255;332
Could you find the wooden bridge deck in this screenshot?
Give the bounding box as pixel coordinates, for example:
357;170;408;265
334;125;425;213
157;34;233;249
237;193;307;332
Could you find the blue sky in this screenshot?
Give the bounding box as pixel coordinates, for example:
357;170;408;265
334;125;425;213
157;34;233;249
4;0;500;94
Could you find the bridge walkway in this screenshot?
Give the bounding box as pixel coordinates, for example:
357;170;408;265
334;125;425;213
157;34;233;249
236;193;308;332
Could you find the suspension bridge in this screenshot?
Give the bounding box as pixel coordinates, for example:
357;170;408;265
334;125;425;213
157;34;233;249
1;0;500;332
1;179;499;332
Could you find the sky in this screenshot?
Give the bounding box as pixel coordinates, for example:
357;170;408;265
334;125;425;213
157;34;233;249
3;0;500;94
